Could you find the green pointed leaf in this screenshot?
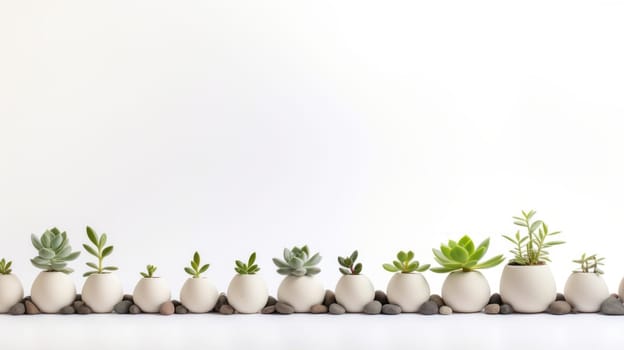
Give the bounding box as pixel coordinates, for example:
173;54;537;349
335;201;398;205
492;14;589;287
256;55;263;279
184;267;195;276
65;251;80;261
86;262;98;269
397;251;407;262
339;267;350;275
103;266;118;271
101;246;113;258
354;263;362;274
99;234;107;249
383;263;398;272
272;258;289;268
86;226;98;246
83;244;98;257
39;248;55;259
31;234;43;250
199;264;209;273
305;253;321;267
449;246;469;263
248;252;256;266
350;250;358;262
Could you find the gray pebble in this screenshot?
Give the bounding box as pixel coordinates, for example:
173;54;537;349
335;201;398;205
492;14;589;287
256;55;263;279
429;294;445;307
73;301;84;310
175;305;188;314
600;295;624;315
418;301;439;315
129;304;141;314
266;296;277;307
123;294;133;302
556;293;566;301
484;303;500;314
329;303;345;315
25;300;40;314
261;305;276;314
8;303;25;315
75;294;82;301
439;305;452;315
500;304;514;314
488;293;502;305
60;306;75;314
381;303;401;315
547;300;571;315
77;305;92;314
114;300;133;314
213;293;228;312
310;304;328;314
374;290;388;305
363;301;382;315
275;302;294;314
324;290;336;306
219;304;234;315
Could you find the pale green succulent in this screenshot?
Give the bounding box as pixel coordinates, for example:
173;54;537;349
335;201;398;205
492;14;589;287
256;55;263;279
273;245;321;276
31;227;80;274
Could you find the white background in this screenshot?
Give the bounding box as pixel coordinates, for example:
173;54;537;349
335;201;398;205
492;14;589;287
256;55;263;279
1;1;624;348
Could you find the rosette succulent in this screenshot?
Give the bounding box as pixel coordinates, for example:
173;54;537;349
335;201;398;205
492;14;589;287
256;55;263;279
30;227;81;273
272;245;321;276
431;235;504;273
383;251;430;273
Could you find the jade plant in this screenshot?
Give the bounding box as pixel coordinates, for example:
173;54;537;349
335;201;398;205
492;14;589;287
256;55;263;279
272;245;321;276
431;235;504;273
338;250;362;275
184;252;210;278
82;226;118;277
0;258;12;274
573;253;604;274
383;251;430;273
31;227;81;273
140;264;158;278
235;252;260;274
502;209;565;265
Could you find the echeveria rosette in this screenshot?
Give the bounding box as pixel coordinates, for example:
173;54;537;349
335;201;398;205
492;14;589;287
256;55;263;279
273;245;321;276
31;227;80;274
431;235;504;273
338;250;362;275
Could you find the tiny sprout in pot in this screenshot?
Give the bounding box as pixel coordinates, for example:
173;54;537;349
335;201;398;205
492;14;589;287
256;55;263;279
133;264;171;313
228;252;269;313
432;235;504;312
564;253;609;312
180;252;218;313
384;250;430;312
273;245;324;312
0;258;24;313
335;250;374;313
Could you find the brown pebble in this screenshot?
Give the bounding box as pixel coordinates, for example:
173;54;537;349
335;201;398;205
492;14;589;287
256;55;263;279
159;301;175;315
323;290;336;306
214;293;229;312
60;306;76;314
261;305;276;314
73;301;84;309
310;304;328;314
25;300;40;314
219;304;234;315
275;302;295;314
484;303;500;314
8;303;25;315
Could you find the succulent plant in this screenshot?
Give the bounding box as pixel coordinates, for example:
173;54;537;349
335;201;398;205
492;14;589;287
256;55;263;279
235;252;260;274
573;253;605;274
431;235;504;273
140;264;157;278
338;250;362;275
31;227;81;273
184;252;210;278
383;251;430;273
502;210;565;265
272;245;321;276
82;226;118;277
0;258;12;275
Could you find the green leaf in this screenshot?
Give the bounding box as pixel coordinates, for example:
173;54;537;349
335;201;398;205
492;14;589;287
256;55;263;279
199;264;209;273
101;246;113;258
140;272;148;278
469;246;487;263
339;267;350;275
406;251;414;262
235;260;245;269
99;234;107;249
191;259;199;271
432;248;452;264
83;244;98;257
272;258;289;268
31;234;43;250
449;246;469;263
305;253;321;267
184;267;195;276
103;266;118;271
51;234;63;250
65;251;80;261
337;257;346;267
86;262;98;269
529;220;543;233
86;226;99;246
383;263;398;272
354;263;362;274
397;251;407;262
393;261;403;271
248;252;256;266
431;266;459;273
473;255;505;269
39;248;55;259
350;250;358;262
83;271;96;277
193;252;200;265
416;264;430;272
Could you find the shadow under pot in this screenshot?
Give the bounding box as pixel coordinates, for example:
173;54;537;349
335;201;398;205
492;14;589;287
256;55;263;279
386;272;430;312
499;264;556;313
132;277;171;313
227;274;269;313
31;271;76;313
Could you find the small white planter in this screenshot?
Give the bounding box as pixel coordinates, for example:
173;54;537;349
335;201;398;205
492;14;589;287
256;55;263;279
31;271;76;313
227;274;269;313
180;277;219;313
386;273;430;312
277;275;324;312
441;271;490;313
499;264;556;313
81;273;124;313
564;272;609;312
0;274;24;313
335;275;375;312
133;277;171;313
619;277;624;299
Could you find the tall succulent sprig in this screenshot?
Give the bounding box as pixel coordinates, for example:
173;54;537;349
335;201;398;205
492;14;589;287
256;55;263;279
383;251;430;273
272;245;321;276
82;226;118;277
502;210;564;265
431;235;504;273
573;253;604;274
184;252;210;278
338;250;362;275
235;252;260;274
140;264;157;278
0;258;12;274
31;227;80;274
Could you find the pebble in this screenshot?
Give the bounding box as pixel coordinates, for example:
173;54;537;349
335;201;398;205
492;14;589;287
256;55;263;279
439;305;453;315
484;303;500;314
418;301;439;315
310;304;328;314
8;303;25;315
159;301;175;315
329;303;345;315
600;295;624;315
77;305;92;314
23;296;32;301
261;305;276;314
363;301;382;315
219;304;235;315
75;294;82;301
123;294;134;302
381;303;401;315
429;294;445;307
114;300;133;314
500;304;514;314
172;300;181;307
175;305;188;314
547;300;571;315
25;300;40;314
129;305;141;314
266;296;277;307
374;290;388;305
556;293;566;301
275;302;294;315
323;290;336;306
73;301;84;310
60;306;75;314
488;293;502;305
214;294;228;312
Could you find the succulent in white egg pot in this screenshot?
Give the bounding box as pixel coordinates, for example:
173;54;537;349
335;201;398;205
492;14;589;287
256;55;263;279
335;250;374;312
81;226;123;313
564;253;609;312
180;252;218;313
273;245;324;312
383;250;431;312
431;235;504;312
500;210;564;313
30;228;80;313
0;258;23;313
227;252;268;313
133;264;171;313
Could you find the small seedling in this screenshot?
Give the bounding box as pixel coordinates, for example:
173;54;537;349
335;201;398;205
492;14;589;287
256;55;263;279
0;258;12;274
383;251;430;273
273;245;322;276
502;210;565;265
235;252;260;274
338;250;362;275
573;253;605;274
31;227;80;273
82;226;118;277
140;264;157;278
431;235;504;273
184;252;210;278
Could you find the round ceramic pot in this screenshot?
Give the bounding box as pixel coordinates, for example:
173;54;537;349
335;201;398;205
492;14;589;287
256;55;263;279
31;271;76;313
564;272;609;312
0;274;24;313
277;275;324;312
386;273;430;312
227;274;269;313
133;277;171;313
335;274;375;312
441;271;491;313
499;264;556;313
180;277;219;313
81;273;124;313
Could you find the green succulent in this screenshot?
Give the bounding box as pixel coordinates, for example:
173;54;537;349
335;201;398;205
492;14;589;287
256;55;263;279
573;253;604;274
235;252;260;274
431;235;504;273
184;252;210;278
0;258;13;275
338;250;362;275
82;226;118;277
140;264;157;278
383;251;430;273
502;210;565;265
272;245;321;276
31;227;80;274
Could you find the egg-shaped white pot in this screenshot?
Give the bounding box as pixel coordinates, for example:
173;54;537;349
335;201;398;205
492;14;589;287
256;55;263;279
133;277;171;313
31;271;76;313
441;271;491;313
618;277;624;299
227;274;269;313
180;277;219;313
386;273;430;312
81;273;124;313
564;272;609;312
500;264;556;313
0;274;24;313
335;275;375;312
277;275;324;312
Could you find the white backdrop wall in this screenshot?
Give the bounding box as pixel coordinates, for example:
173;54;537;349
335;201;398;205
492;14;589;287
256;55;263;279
1;0;623;300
